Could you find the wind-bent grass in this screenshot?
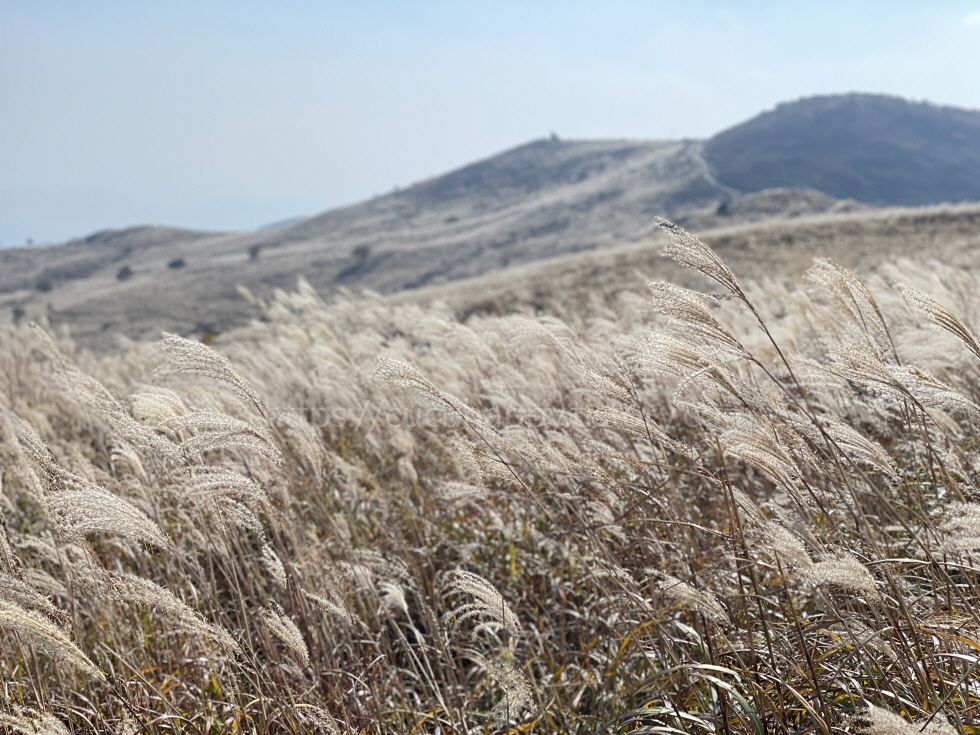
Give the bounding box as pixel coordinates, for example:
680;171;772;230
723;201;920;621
1;222;980;732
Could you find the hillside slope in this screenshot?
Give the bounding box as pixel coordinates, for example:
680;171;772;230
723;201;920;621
1;139;748;349
396;202;980;323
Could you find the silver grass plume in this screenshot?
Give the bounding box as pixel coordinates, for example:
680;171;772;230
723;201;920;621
848;704;956;735
293;705;341;735
891;365;980;417
160;333;284;461
130;385;189;435
110;572;238;654
751;520;813;573
161;332;268;416
802;553;877;595
15;425;172;549
473;652;535;727
0;572;64;620
720;417;802;500
937;502;980;553
274;409;326;476
24;569;68;600
31;327;180;464
587;405;698;459
261;543;288;588
170;466;264;504
647;282;750;358
653;572;729;624
263;601;310;666
437;481;488;505
631;331;746;400
899;283;980;361
45;480;172;549
443;569;520;639
819;417;899;482
655;218;746;302
0;710;72;735
807;258;895;359
374;357;496;436
580;366;634;405
163;409;282;463
378;581;410;616
0;599;103;679
730;488;767;527
827;344;903;391
303;591;356;627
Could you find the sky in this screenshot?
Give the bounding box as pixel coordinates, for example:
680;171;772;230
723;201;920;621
3;1;980;246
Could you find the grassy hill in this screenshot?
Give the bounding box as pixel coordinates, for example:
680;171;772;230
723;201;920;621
8;93;980;352
705;93;980;205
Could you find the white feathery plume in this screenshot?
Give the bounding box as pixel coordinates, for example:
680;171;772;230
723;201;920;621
130;385;189;435
720;417;802;498
293;705;341;735
802;554;877;595
654;572;729;624
848;704;956;735
588;405;698;459
0;710;72;735
483;655;535;727
807;258;894;358
655;218;746;302
44;475;172;549
899;283;980;361
0;572;63;619
160;333;276;425
730;488;766;527
937;502;980;553
827;345;905;396
647;282;749;358
263;602;310;667
262;543;288;588
632;331;746;400
378;581;410;616
891;365;980;417
13;423;171;549
0;599;103;679
32;328;179;464
374;357;495;436
437;481;487;503
303;591;356;627
110;572;238;654
753;521;813;572
170;466;264;504
820;417;899;481
164;409;283;462
443;569;520;638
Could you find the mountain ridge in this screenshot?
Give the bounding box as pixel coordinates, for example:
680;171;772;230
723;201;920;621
5;92;980;350
705;93;980;205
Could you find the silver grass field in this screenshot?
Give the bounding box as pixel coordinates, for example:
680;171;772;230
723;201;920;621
3;221;980;733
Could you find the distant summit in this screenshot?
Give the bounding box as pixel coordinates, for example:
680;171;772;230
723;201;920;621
704;93;980;206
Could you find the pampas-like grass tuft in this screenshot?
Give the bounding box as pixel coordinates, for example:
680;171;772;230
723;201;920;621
3;220;980;731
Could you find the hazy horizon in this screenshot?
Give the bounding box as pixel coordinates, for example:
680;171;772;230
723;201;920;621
3;1;980;246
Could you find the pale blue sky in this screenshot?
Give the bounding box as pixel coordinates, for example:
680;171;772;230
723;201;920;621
3;1;980;245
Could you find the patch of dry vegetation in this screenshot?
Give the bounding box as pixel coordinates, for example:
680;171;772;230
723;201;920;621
3;222;980;732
